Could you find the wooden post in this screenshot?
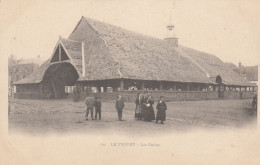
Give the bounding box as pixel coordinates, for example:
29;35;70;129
140;81;144;90
82;42;86;77
52;81;57;98
38;83;43;98
173;83;176;91
159;82;163;90
103;86;107;92
120;79;124;91
187;84;190;91
97;86;101;93
59;44;61;61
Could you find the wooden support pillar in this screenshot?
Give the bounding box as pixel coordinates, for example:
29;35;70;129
224;85;227;91
81;41;86;77
213;85;216;91
37;83;42;99
187;84;190;91
51;81;58;98
39;83;43;95
173;83;176;91
140;81;144;90
103;86;107;92
112;86;117;92
159;82;163;90
58;44;61;61
98;86;102;93
120;79;124;91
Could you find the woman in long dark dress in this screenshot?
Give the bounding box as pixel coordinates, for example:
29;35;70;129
140;92;149;120
143;95;155;122
156;96;167;124
135;93;142;120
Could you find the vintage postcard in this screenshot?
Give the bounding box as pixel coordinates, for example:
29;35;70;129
0;0;259;164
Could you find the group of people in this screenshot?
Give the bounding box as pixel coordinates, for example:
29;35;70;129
85;96;102;120
84;92;167;124
135;92;167;124
84;94;125;121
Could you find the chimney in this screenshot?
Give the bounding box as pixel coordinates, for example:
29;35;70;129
164;24;178;47
82;41;85;77
239;61;242;75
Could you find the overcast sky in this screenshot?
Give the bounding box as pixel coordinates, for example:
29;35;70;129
1;0;260;66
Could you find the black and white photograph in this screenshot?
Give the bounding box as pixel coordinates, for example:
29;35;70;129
1;0;260;164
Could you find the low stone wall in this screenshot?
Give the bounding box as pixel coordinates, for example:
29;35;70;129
77;92;118;101
15;90;255;101
224;91;255;100
69;90;219;102
14;92;40;99
117;90;218;102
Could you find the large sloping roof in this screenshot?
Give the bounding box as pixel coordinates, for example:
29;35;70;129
15;16;254;86
179;46;252;86
69;17;214;83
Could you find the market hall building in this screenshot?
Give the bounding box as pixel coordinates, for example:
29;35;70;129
13;17;257;101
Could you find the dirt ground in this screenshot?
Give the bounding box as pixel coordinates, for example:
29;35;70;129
8;99;257;135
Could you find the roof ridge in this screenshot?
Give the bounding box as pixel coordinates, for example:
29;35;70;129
68;16;85;39
82;16;123;78
60;37;82;43
82;16;177;46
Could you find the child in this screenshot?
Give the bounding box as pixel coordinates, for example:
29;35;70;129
156;96;167;124
95;97;102;120
115;94;125;121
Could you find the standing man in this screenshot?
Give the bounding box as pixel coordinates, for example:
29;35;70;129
85;96;96;120
115;94;125;121
95;97;102;120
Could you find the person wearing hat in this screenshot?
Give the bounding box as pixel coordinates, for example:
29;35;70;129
95;97;102;120
156;96;167;124
115;94;125;121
